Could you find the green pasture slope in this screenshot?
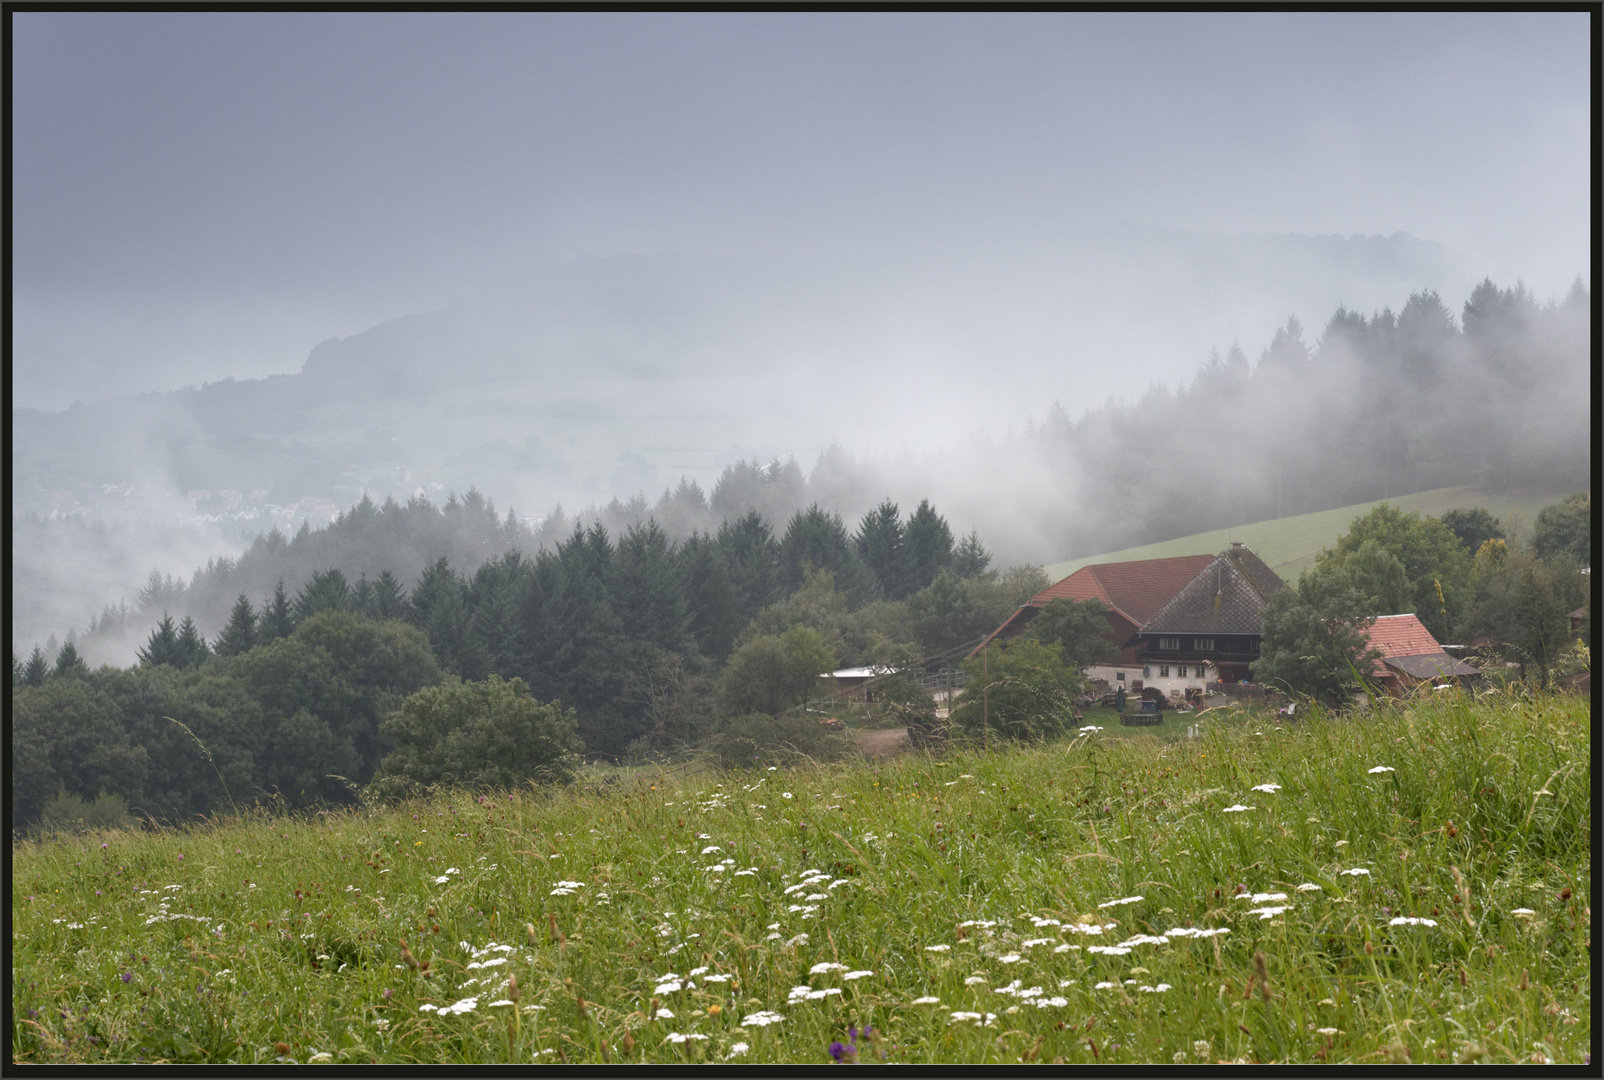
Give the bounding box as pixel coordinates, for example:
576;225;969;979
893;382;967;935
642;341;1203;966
1043;485;1569;585
12;691;1588;1065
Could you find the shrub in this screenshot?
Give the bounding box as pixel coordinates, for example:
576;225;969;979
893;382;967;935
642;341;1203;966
368;675;582;798
705;712;850;770
951;638;1083;742
36;788;130;834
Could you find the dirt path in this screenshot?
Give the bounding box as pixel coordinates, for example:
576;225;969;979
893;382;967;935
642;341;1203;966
853;727;911;758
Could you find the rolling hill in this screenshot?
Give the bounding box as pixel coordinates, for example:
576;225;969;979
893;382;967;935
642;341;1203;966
1041;484;1570;585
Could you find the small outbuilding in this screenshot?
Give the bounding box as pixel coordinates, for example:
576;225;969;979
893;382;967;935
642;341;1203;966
1362;614;1481;697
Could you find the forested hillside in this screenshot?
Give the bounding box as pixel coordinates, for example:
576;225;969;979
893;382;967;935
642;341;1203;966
12;499;1050;827
16;276;1588;663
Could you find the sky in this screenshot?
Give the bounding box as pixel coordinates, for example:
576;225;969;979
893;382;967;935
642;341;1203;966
11;11;1592;410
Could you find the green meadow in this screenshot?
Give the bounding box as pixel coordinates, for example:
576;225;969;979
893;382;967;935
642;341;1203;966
12;691;1589;1065
1042;484;1569;585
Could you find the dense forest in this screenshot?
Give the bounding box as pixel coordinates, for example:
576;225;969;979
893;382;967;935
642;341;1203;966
10;277;1593;830
12;498;1052;827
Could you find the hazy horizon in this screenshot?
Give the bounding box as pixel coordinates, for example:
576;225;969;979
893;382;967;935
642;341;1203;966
14;12;1589;412
11;11;1592;662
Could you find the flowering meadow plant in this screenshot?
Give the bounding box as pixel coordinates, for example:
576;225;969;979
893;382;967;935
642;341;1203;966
10;693;1589;1064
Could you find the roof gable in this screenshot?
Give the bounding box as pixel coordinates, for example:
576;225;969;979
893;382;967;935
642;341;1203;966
1030;554;1215;625
1138;545;1285;635
1362;613;1446;675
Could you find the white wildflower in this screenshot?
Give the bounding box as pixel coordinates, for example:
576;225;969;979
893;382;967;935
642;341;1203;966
742;1010;784;1027
1250;783;1282;793
1367;766;1394;774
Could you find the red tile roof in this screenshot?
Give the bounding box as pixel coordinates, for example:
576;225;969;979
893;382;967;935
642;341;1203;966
1362;614;1445;675
1031;555;1217;626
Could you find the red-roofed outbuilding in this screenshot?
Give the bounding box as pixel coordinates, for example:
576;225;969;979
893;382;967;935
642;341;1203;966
1361;613;1480;696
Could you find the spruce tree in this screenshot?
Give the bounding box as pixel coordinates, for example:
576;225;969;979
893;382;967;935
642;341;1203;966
24;646;50;686
295;568;353;620
778;505;880;606
259;581;296;642
352;573;376;617
176;616;210;668
856;500;910;599
717;511;782;624
52;640;89;678
904;500;955;592
951;530;993;578
137;613;183;667
11;651;22;687
214;594;258;657
411;557;481;676
372;569;411;620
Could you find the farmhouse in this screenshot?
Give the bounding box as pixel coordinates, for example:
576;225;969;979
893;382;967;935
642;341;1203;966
1130;542;1284;688
975;542;1284;698
1362;613;1481;697
978;553;1216;663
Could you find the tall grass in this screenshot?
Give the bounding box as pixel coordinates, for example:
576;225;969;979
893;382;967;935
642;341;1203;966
11;691;1588;1064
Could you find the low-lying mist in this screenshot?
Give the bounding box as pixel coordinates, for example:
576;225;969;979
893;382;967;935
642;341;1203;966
13;267;1588;670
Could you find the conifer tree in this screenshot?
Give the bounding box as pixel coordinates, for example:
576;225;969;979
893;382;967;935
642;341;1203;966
371;569;412;621
856;500;910;599
717;511;782;625
411;557;483;677
295;568;353;619
779;505;880;606
213;594;258;657
176;616;210;668
24;646;50;686
52;640;89;678
137;613;183;667
951;530;993;578
904;500;955;592
259;581;296;642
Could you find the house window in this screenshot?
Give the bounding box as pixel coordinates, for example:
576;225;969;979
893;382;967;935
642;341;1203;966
1194;638;1214;651
1177;665;1187;678
1115;671;1125;682
1160;664;1171;677
1159;637;1181;651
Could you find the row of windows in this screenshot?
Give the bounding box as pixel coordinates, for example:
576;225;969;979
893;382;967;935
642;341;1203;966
1157;637;1215;651
1118;664;1205;680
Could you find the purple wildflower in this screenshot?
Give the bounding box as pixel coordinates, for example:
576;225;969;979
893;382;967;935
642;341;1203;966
122;973;133;983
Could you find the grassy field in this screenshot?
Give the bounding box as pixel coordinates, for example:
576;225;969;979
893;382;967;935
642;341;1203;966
12;691;1589;1065
1042;484;1574;585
